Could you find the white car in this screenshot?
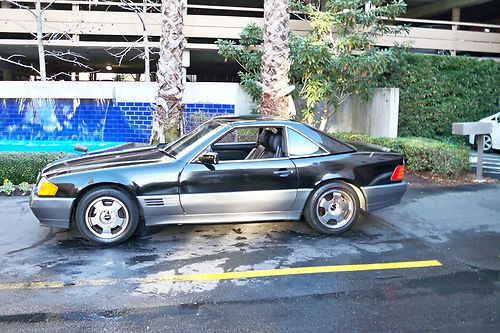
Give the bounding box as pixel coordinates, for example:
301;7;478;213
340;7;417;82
469;111;500;153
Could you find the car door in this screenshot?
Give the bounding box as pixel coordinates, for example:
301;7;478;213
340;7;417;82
178;127;298;215
492;114;500;150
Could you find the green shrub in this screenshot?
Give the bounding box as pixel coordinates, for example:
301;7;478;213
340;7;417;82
0;179;15;195
377;53;500;139
18;182;33;195
332;132;469;176
0;153;70;184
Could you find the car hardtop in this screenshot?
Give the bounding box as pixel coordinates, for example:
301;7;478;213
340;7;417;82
212;115;324;134
212;115;297;127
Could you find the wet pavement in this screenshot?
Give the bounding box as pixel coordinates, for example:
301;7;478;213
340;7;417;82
0;185;499;332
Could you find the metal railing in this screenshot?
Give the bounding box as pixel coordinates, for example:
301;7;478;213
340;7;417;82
0;1;498;54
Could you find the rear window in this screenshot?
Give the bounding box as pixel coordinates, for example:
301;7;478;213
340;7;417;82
303;125;355;154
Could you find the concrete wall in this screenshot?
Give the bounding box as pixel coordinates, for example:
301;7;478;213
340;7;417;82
0;81;254;114
0;82;399;144
325;88;399;138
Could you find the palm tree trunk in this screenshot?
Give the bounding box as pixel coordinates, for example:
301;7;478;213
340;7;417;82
259;0;293;117
150;0;186;144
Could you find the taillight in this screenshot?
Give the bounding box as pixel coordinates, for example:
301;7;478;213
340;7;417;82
391;165;405;181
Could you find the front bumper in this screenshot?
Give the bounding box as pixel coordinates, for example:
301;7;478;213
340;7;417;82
361;181;407;212
29;192;75;228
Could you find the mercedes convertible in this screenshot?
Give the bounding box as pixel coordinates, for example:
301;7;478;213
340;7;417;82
30;116;407;244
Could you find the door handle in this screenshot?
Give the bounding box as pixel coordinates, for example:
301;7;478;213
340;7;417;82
274;168;292;177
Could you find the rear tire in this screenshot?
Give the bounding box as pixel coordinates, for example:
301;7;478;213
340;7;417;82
76;188;139;245
476;134;493;153
304;182;360;235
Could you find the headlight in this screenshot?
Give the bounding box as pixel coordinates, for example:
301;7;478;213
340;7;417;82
37;177;59;197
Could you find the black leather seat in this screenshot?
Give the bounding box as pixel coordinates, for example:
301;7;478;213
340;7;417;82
245;129;283;159
245;130;271;160
261;133;283;158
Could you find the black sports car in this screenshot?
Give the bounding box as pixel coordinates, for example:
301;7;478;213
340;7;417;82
30;116;407;244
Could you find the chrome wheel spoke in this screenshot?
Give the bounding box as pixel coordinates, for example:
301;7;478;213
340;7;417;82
321;212;341;224
331;192;342;203
89;215;100;226
101;226;113;237
114;217;126;227
338;200;350;213
109;201;122;216
319;198;332;211
93;200;106;214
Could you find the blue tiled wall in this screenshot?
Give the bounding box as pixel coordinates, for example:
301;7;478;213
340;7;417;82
0;99;235;143
183;103;235;132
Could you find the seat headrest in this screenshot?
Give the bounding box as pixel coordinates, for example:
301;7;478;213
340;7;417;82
258;130;272;147
267;133;282;153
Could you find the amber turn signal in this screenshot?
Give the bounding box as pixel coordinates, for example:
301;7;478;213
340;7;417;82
37;178;59;197
390;165;405;181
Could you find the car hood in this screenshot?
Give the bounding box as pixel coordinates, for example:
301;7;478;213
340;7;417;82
41;145;170;178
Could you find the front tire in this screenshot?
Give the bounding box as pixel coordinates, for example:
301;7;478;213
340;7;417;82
75;188;139;245
304;182;360;235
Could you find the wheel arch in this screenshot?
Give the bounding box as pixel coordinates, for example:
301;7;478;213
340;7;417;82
309;178;367;212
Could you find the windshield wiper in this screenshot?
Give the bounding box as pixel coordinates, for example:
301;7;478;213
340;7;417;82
156;144;175;158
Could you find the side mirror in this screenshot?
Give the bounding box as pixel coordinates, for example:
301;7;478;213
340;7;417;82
74;144;88;153
198;152;219;165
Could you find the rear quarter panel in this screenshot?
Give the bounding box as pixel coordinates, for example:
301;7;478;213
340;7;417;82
292;152;403;189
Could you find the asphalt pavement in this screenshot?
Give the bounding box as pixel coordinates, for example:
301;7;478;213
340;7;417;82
0;184;498;332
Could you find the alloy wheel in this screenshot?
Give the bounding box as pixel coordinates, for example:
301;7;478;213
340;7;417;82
85;196;130;239
316;189;354;229
484;135;492;151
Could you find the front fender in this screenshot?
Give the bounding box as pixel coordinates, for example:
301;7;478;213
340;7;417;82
46;162;182;198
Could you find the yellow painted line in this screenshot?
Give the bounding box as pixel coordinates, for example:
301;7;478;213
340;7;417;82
0;259;442;291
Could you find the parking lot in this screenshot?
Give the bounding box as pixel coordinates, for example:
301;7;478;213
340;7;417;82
0;184;499;332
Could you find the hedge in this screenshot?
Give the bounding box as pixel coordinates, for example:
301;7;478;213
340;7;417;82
332;132;469;176
0;152;70;184
377;53;500;139
0;134;471;182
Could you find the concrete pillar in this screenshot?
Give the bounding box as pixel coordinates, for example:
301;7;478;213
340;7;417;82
182;50;190;85
451;7;460;56
325;88;400;138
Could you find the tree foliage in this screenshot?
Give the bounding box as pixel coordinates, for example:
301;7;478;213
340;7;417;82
217;0;407;128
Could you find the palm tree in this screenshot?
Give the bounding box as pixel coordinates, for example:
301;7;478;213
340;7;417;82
259;0;294;117
150;0;186;143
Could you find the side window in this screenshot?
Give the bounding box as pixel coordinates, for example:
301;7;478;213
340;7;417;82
208;126;285;162
287;129;327;157
217;127;259;144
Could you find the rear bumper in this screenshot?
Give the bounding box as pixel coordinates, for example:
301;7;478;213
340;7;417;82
361;181;407;212
29;193;74;228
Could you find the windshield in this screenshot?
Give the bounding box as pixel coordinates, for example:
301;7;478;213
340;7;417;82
161;120;222;157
